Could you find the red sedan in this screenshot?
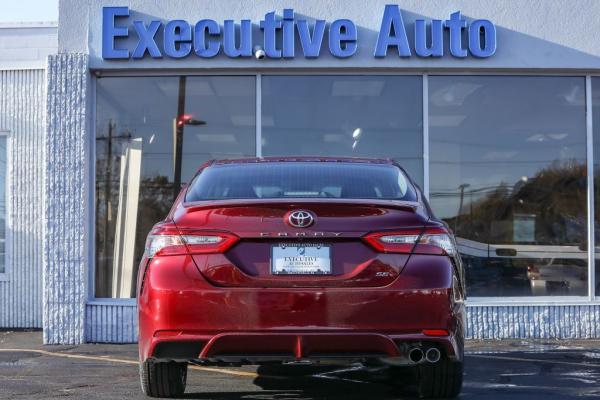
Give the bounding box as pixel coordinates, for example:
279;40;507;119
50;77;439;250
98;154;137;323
137;157;465;398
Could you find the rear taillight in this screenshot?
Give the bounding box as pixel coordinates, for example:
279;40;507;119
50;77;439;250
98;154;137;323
363;229;422;253
181;233;238;254
145;234;186;257
144;226;238;258
363;227;457;256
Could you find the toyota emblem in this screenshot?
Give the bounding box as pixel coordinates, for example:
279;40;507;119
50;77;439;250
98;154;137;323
287;210;315;228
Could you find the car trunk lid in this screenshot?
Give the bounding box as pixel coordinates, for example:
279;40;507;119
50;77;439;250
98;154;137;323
174;199;428;288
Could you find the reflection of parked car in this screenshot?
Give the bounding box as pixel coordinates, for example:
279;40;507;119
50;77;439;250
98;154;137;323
526;259;587;295
455;237;588;296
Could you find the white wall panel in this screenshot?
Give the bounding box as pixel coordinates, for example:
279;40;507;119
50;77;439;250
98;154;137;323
85;303;137;343
466;305;600;339
0;69;46;328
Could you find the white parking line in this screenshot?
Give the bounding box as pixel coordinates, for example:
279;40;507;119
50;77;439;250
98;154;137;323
0;348;258;378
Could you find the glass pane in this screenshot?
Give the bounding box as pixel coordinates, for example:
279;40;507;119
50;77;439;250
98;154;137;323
0;136;6;274
429;76;587;297
95;76;255;298
261;76;424;186
593;77;600;295
186;162;417;201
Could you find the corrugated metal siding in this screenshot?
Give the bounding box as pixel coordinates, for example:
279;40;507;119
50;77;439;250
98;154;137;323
83;303;600;343
466;305;600;339
0;69;46;328
43;54;89;344
85;303;137;343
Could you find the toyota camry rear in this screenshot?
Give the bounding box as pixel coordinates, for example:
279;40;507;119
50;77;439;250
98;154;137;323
137;157;465;398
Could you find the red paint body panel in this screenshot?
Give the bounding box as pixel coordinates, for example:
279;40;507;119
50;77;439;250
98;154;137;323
196;244;407;288
137;158;465;365
172;200;427;234
138;253;464;362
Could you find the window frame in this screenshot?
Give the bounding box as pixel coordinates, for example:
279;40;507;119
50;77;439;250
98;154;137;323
88;71;599;306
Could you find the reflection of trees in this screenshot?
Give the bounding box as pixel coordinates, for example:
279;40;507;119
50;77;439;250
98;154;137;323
134;175;174;274
95;154;117;297
434;161;587;245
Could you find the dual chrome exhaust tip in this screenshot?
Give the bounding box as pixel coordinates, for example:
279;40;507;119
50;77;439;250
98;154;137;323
408;347;441;364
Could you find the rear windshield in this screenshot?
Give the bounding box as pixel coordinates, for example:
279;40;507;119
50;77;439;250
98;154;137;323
186;162;417;202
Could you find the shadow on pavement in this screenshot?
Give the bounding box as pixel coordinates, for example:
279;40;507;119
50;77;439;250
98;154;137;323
182;364;419;400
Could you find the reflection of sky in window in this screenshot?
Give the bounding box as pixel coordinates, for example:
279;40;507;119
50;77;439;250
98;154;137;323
96;77;255;184
261;76;424;186
429;76;586;219
96;77;177;180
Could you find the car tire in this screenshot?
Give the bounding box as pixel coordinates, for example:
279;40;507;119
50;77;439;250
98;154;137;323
140;360;187;398
416;358;463;399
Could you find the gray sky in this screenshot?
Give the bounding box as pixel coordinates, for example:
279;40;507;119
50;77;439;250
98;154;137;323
0;0;58;22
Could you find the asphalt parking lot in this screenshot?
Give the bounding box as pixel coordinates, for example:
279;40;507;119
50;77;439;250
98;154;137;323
1;331;599;399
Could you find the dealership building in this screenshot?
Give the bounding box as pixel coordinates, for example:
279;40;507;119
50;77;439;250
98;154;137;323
2;0;600;344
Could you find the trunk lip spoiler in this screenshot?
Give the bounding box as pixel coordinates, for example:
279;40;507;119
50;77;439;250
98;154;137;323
182;198;419;212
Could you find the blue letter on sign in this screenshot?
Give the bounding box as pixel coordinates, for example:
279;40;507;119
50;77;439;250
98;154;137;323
374;5;411;57
414;19;443;57
282;9;295;58
132;20;162;58
223;20;252;57
445;11;467;58
469;19;496;58
194;20;221;58
297;19;325;58
164;20;192;58
260;12;282;58
102;6;130;59
329;19;357;58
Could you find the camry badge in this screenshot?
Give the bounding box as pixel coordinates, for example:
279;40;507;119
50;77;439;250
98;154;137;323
287;210;315;228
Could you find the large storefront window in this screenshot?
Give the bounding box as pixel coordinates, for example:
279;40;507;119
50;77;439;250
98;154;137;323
95;73;593;300
261;76;424;185
429;76;587;297
95;76;256;298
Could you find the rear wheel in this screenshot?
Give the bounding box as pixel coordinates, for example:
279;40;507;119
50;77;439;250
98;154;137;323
416;358;463;398
140;360;187;398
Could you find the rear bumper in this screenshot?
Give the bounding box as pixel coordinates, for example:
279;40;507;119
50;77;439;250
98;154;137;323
145;331;463;366
138;254;464;363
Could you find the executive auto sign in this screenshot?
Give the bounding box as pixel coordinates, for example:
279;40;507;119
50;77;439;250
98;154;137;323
102;5;496;60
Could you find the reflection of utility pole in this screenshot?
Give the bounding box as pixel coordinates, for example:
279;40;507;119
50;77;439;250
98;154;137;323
455;183;470;233
172;76;206;201
470;189;473;229
173;76;186;201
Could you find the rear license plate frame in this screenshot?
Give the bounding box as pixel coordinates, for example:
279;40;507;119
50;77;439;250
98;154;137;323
271;243;332;275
